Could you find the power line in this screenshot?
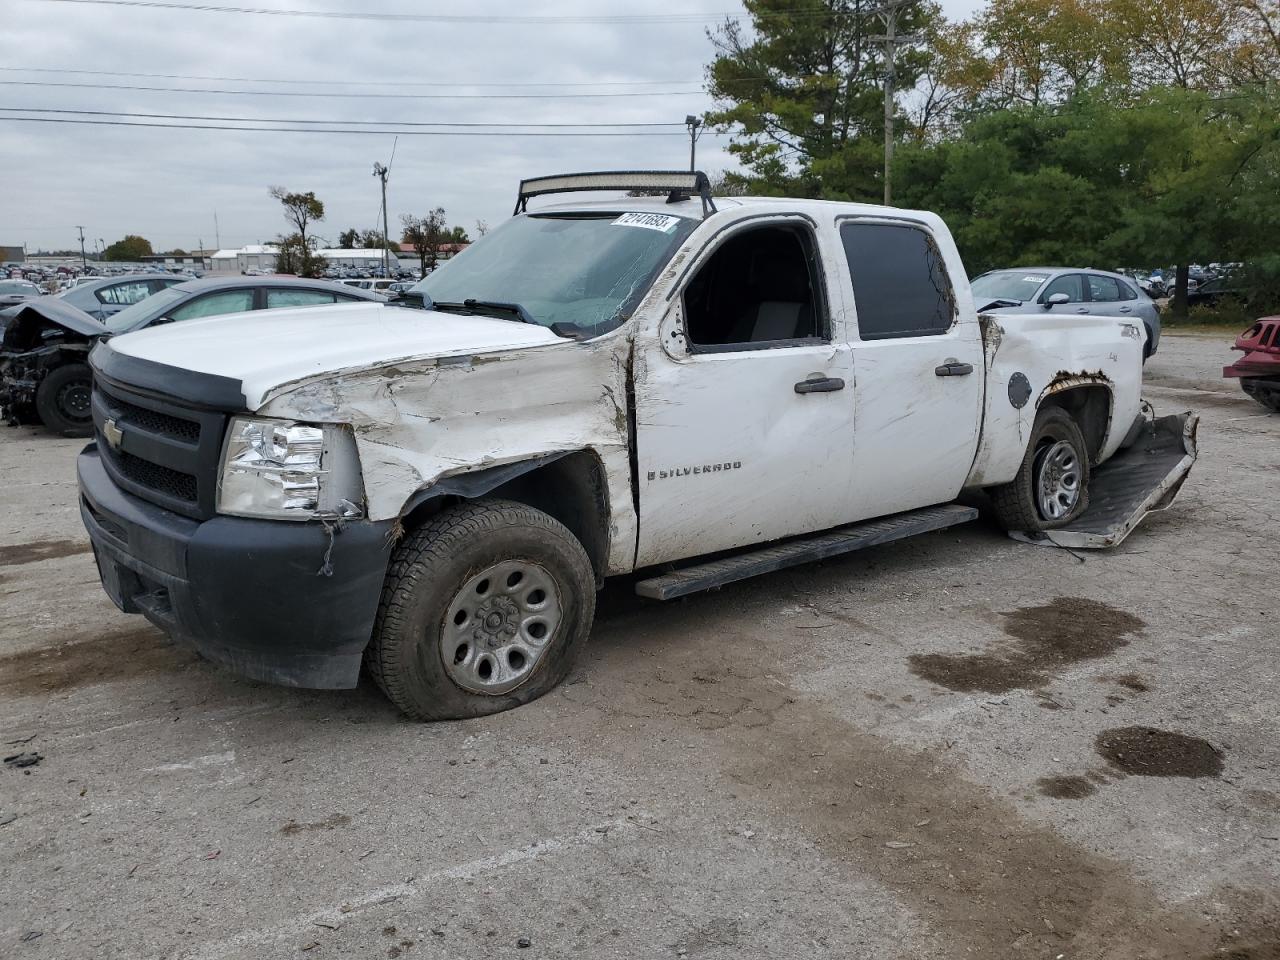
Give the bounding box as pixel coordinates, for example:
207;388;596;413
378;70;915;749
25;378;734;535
0;107;685;128
0;79;703;99
21;0;848;24
0;116;693;136
0;66;700;88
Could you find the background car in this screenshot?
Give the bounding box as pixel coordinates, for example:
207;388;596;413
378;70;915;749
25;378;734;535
971;266;1163;358
0;279;44;310
1186;276;1243;308
0;275;187;339
1;277;382;437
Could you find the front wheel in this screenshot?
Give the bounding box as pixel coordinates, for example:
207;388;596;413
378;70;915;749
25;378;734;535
35;362;93;437
366;499;596;721
989;406;1091;532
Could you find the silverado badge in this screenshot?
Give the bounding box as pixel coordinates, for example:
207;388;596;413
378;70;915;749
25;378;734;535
102;418;123;450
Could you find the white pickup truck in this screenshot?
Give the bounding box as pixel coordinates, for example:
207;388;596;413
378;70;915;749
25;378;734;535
77;171;1197;720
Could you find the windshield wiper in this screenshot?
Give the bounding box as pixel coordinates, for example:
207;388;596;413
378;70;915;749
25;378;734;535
976;297;1022;311
431;298;538;326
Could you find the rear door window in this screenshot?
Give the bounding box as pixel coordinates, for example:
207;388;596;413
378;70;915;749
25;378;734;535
96;281;152;305
266;288;338;308
167;289;255;322
839;222;955;339
1086;275;1123;302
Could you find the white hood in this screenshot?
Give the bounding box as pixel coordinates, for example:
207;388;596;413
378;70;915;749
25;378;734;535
108;301;565;408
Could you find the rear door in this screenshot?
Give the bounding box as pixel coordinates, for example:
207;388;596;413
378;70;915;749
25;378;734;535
834;218;984;520
1084;273;1132;319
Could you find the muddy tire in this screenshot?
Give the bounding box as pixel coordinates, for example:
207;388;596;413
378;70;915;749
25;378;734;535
366;498;596;721
989;406;1091;533
1241;377;1280;412
35;362;93;437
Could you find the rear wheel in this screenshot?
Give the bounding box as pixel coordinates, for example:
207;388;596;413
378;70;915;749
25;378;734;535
1241;377;1280;412
366;499;596;721
990;406;1091;532
35;362;93;437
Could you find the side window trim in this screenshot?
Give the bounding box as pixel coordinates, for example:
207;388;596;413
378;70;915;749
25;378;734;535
678;217;833;355
834;215;958;341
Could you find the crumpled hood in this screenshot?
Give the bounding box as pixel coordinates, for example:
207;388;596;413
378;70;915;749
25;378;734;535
105;301;566;409
2;297;106;349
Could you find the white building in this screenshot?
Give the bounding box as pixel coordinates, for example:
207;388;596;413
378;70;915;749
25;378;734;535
208;244;280;274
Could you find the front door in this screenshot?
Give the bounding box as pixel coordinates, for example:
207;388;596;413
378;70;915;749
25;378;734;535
633;219;856;568
833;218;985;520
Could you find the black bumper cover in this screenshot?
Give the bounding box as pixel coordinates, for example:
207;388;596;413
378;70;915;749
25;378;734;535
77;445;394;689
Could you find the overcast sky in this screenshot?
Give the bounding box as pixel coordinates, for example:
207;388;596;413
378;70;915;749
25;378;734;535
0;0;985;254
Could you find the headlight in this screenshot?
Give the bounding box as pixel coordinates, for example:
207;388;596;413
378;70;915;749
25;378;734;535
217;416;364;520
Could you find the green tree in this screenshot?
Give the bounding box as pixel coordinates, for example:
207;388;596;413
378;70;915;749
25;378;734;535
269;186;325;277
705;0;937;200
894;87;1280;313
103;235;154;261
338;228;360;249
400;209;448;274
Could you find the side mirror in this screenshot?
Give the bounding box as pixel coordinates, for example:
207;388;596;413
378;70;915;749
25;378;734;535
1043;292;1070;309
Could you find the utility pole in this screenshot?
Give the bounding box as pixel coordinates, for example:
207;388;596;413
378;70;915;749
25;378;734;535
373;161;391;278
685;115;703;171
870;0;919;206
214;211;221;250
76;225;87;271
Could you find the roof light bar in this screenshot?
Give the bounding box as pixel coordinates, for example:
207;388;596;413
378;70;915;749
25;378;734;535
514;169;717;217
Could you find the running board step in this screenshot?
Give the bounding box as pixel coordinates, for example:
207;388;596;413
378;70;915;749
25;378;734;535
634;504;979;601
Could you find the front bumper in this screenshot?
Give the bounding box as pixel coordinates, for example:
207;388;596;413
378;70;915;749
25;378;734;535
78;445;394;689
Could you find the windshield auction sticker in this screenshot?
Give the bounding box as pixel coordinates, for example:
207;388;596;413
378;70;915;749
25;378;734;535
614;212;681;232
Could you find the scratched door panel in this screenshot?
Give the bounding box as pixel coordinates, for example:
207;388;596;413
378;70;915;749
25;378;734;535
633;339;855;568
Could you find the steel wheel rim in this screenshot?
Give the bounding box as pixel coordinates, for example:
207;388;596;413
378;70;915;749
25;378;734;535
1034;439;1081;520
59;381;92;422
440;559;562;695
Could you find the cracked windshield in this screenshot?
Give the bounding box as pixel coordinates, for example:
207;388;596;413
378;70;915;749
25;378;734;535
412;212;697;333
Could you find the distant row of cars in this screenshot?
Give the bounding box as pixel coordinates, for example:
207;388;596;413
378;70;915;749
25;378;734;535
0;276;382;435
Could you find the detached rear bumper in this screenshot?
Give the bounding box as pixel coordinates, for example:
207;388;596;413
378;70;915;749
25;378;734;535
78;446;394;689
1011;412;1198;550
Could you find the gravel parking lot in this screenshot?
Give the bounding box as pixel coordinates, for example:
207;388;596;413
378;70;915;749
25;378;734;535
1;332;1277;959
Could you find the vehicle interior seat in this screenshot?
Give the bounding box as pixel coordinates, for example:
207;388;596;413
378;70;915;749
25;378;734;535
728;238;813;343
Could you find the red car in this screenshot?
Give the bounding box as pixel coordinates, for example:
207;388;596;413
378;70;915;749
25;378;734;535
1223;317;1280;411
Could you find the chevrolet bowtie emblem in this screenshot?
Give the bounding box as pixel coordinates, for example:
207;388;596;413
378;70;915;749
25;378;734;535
103;417;124;450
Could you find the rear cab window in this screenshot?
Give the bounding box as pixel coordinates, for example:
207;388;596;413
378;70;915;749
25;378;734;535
839;221;955;339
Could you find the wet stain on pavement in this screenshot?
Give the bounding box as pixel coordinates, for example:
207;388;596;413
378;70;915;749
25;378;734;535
280;813;351;835
1096;727;1224;778
908;597;1146;693
1113;673;1152;693
0;539;91;567
0;626;194;697
1037;775;1098;799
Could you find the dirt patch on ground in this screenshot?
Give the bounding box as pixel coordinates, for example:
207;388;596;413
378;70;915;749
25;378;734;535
1038;775;1098;799
908;597;1145;693
0;626;194;697
0;539;91;567
555;609;1237;959
1113;673;1152;693
280;813;351;835
1096;727;1225;778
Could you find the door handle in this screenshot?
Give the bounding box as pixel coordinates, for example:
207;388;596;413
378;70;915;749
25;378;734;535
794;376;845;394
934;360;974;377
1075;307;1089;313
1120;306;1132;313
